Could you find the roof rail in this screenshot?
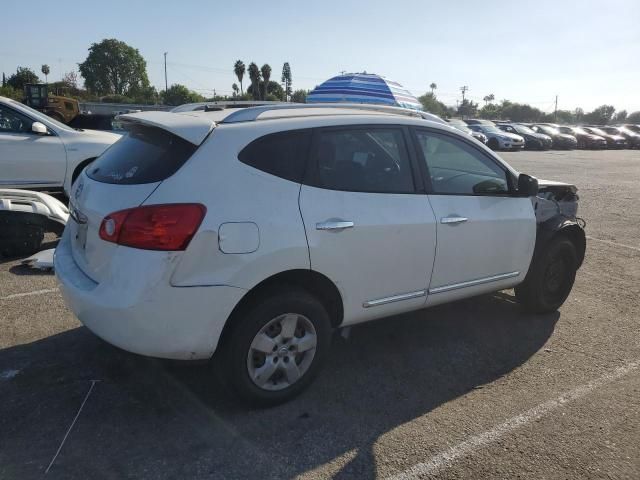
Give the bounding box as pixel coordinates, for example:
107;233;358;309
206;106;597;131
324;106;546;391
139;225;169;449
219;103;445;124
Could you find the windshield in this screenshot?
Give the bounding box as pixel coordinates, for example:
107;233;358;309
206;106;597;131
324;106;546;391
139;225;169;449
471;125;500;134
537;125;559;135
602;127;619;134
514;125;535;135
587;127;606;135
451;124;472;134
7;98;74;131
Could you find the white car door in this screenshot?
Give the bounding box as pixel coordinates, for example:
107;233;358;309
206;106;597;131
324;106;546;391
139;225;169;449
0;104;66;189
299;125;437;326
412;128;536;306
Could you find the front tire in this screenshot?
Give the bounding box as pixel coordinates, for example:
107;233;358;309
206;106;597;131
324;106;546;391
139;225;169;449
488;138;500;150
515;236;578;313
219;287;332;406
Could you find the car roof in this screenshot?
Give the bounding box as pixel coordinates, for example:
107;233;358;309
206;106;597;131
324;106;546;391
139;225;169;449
119;105;452;145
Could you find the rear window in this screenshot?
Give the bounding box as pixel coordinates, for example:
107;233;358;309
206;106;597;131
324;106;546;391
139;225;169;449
87;125;197;184
238;129;311;183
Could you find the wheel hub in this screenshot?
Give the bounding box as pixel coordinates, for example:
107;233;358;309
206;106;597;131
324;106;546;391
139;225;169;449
246;313;317;391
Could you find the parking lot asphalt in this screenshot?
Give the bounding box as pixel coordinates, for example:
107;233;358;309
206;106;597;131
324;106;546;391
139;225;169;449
1;149;639;479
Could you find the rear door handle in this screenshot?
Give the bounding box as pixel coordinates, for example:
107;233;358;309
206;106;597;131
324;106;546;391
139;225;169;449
316;220;354;231
441;216;468;225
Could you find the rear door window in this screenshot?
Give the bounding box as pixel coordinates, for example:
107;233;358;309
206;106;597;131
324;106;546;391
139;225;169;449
87;125;197;184
310;127;415;193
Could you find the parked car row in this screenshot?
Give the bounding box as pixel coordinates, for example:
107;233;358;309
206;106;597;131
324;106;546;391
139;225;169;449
446;116;640;151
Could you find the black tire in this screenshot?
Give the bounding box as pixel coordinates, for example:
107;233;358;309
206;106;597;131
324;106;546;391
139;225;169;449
0;212;46;258
515;236;578;313
218;287;332;406
488;138;499;150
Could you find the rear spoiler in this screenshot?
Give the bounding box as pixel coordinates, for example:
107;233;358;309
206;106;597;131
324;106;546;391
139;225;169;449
117;111;215;145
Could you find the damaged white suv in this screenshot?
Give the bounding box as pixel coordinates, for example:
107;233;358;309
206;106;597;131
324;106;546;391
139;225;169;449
55;104;585;405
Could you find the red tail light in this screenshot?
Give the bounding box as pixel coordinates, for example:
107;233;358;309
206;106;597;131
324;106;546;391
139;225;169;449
99;204;206;251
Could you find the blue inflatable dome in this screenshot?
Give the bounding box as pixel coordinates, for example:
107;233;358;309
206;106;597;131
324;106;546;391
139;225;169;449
306;73;421;110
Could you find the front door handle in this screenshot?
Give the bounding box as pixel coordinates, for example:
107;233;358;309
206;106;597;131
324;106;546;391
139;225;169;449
441;216;468;225
316;220;354;231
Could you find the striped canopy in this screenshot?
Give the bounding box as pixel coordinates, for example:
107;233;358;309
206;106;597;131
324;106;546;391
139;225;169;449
306;73;422;110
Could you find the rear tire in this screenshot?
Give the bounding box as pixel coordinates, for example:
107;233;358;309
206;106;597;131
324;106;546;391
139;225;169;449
218;287;332;406
515;236;578;313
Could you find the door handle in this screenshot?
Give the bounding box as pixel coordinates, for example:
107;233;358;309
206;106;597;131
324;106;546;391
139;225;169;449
316;220;354;231
441;216;468;225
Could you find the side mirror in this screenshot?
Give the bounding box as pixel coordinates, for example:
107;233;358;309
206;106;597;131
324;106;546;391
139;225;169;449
517;173;539;197
31;122;48;135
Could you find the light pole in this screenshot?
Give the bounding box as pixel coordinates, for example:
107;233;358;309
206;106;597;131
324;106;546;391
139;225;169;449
164;52;168;94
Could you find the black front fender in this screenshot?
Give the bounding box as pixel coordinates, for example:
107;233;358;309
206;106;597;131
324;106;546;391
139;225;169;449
534;216;586;269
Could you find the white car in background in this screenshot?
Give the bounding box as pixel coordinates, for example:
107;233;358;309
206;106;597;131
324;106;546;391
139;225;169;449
0;96;121;195
55;104;585;406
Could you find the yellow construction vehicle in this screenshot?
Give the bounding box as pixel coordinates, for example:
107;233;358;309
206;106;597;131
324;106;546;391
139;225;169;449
23;83;80;124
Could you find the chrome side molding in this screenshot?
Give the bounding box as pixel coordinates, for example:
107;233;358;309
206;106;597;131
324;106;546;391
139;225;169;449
429;271;520;295
363;290;426;308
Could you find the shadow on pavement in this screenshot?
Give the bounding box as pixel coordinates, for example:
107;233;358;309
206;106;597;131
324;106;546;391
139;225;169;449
0;292;558;479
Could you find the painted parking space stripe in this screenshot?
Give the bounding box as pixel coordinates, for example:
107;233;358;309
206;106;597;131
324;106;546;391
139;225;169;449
1;288;59;300
388;360;640;479
586;236;640;253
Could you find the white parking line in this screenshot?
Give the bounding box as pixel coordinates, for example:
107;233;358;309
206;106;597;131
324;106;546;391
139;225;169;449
388;360;640;479
1;288;59;300
586;236;640;253
45;380;100;474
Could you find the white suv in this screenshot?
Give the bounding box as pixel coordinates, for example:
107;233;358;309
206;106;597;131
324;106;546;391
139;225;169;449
0;96;120;195
55;104;585;405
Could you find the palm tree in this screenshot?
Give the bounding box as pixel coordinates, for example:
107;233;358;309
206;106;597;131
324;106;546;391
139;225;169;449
430;82;437;94
483;93;495;106
41;64;50;84
234;60;245;95
248;62;261;101
281;62;292;101
260;64;271;100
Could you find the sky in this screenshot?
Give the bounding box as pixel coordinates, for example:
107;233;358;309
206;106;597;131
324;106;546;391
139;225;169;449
2;0;639;113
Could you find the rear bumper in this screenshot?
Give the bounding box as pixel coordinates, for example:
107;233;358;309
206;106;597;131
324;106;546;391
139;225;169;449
54;229;246;360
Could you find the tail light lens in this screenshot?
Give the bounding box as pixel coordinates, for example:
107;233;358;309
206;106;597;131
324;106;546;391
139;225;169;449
99;204;206;251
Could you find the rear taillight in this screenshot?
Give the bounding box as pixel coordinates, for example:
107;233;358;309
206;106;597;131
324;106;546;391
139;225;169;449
99;204;206;251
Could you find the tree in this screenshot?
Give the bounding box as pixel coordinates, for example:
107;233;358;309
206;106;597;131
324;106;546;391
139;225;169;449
418;92;449;118
291;89;308;103
62;71;79;89
247;62;261;100
247;80;284;100
41;64;50;83
79;38;150;96
483;93;495;106
160;83;204;106
429;82;437;94
281;62;292;101
232;83;239;97
583;105;616;125
627;111;640;123
457;98;478;118
233;60;245;95
260;64;272;101
478;103;502;120
614;110;627;123
7;67;40;91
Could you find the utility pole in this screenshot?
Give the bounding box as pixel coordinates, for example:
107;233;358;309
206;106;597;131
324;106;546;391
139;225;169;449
164;52;168;94
554;95;558;122
460;85;468;103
